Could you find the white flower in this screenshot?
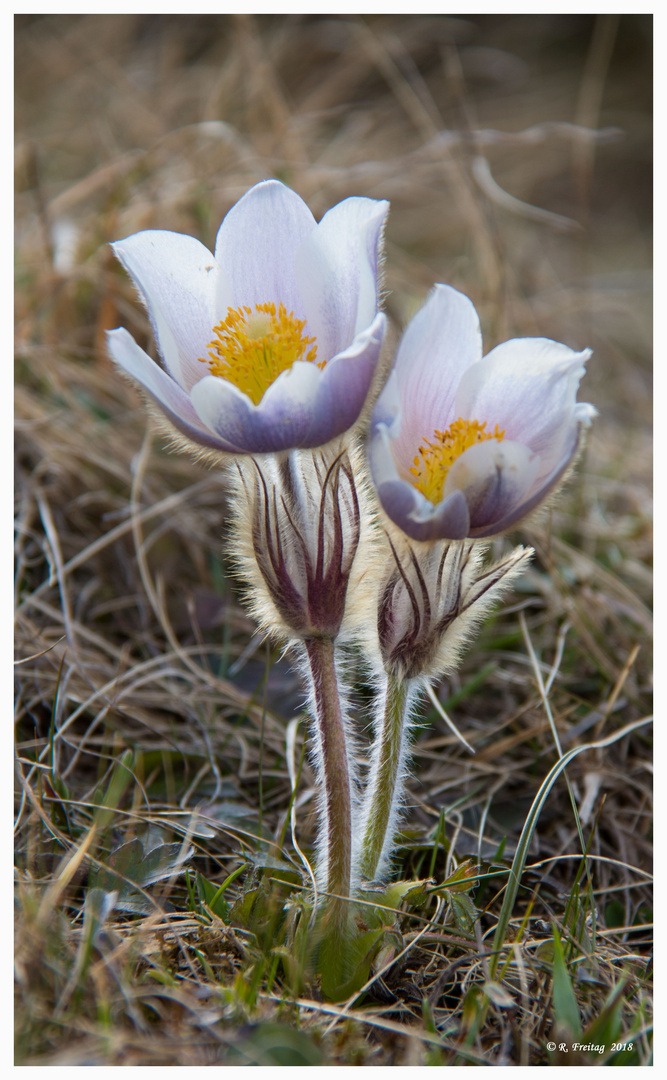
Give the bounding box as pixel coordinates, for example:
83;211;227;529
108;180;389;454
369;284;596;541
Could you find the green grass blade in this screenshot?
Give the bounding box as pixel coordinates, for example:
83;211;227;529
489;715;652;977
551;924;582;1038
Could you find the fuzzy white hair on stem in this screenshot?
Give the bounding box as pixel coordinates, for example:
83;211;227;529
297;641;363;893
355;532;533;883
224;439;376;919
357;671;422;882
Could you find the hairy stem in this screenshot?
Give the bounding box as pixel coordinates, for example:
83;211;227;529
304;637;352;933
357;672;416;882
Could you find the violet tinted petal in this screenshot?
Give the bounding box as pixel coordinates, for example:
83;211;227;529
377;480;471;542
389;284;483;472
371;369;401;437
443;439;541;533
467;426;583;538
190;313;385;453
295;197;389;360
112;231;217;391
454;338;593;477
107;327;201;423
107;328;240;453
190;365;322;454
368;423;403;488
368;426;471;540
300;311;386;445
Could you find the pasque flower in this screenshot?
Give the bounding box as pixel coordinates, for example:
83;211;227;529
107;180;389;455
358;284;595;881
369;284;596;541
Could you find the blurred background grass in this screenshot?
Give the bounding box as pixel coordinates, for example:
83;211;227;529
15;13;652;1066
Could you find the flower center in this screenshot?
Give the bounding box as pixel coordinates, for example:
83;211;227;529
201;302;320;406
409;418;505;504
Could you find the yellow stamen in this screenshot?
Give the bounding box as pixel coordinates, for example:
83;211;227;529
200;301;321;406
410;418;505;504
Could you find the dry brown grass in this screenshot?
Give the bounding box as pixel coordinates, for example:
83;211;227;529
15;13;652;1066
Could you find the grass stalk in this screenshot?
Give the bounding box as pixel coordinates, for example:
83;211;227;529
489;714;652;978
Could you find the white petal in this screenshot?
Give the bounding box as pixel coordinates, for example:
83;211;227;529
214;179;316;317
369;423;403;489
389;285;483;472
454;338;592;477
574;401;598;426
371;369;402;439
112;231;218;391
258;357;323;413
295;196;389;360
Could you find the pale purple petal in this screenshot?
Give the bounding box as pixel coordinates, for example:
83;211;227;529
190;364;321;454
369;427;471;541
454;338;593;478
302;312;386;444
443;438;541;532
467;426;583;538
368;424;403;489
295;197;389;360
389;285;483;471
189;312;386;453
112;231;217;391
377;480;471;542
214;180;316;316
107;328;240;453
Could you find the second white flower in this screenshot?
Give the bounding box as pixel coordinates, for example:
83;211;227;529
369;284;596;541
